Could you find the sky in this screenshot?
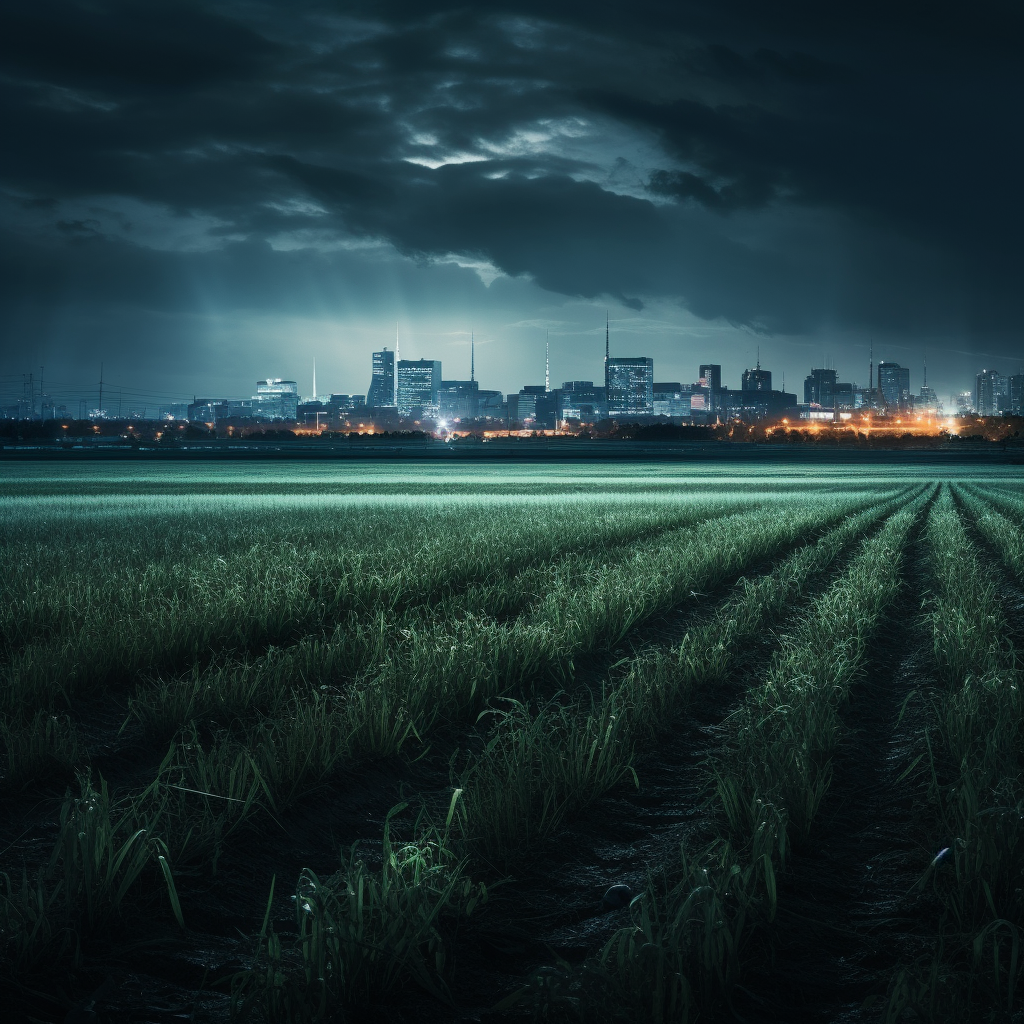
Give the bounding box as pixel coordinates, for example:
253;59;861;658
0;0;1020;412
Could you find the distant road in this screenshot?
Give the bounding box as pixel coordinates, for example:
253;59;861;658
1;439;1022;463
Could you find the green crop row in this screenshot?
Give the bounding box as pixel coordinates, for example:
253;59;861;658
152;496;881;869
576;492;928;1022
452;487;922;867
225;491;915;1019
0;496;757;718
890;488;1024;1019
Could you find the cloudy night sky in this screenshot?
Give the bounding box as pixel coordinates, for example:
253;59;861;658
0;0;1020;410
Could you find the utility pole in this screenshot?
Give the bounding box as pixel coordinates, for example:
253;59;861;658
98;362;104;419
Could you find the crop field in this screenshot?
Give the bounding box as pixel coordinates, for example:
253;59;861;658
2;462;1023;1022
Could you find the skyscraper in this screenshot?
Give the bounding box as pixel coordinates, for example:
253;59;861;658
699;364;722;392
877;362;911;410
974;369;1008;416
1008;374;1023;416
607;358;654;416
604;314;610;396
367;348;396;408
397;359;442;416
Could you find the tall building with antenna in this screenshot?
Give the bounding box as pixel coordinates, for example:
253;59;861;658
604;313;610;396
918;355;940;413
366;347;397;408
742;349;772;392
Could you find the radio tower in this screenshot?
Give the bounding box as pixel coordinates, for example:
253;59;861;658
394;321;399;406
545;331;550;392
471;331;475;382
604;312;610;393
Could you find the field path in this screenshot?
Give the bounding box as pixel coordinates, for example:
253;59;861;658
738;501;940;1022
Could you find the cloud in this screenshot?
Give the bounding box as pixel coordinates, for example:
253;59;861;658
0;0;1020;398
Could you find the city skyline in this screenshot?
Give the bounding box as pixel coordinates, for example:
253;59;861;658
2;315;1012;418
10;323;1021;423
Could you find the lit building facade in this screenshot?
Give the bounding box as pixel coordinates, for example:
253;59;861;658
804;368;838;408
508;391;537;424
1008;374;1024;415
653;383;691;418
437;380;479;421
367;348;396;408
741;366;772;392
559;381;607;421
607;357;654;417
253;379;298;420
397;359;441;417
974;369;1008;416
877;362;911;410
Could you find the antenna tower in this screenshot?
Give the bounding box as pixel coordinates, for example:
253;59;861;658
604;312;610;392
471;331;475;382
545;331;550;392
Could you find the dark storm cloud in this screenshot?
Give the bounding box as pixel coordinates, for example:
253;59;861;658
0;0;1020;363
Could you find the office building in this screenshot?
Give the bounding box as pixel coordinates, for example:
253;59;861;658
367;348;397;408
722;388;799;421
508;391;538;424
397;359;441;417
974;369;1008;417
742;364;772;392
476;390;503;418
328;394;366;415
832;382;855;410
188;398;257;423
296;399;329;426
607;358;654;417
252;379;298;420
877;362;911;410
437;380;479;421
187;399;226;423
1008;374;1023;416
917;386;940;414
699;364;722;393
804;368;838;408
559;381;607;422
158;404;190;421
512;385;557;428
653;383;691;418
696;364;721;412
